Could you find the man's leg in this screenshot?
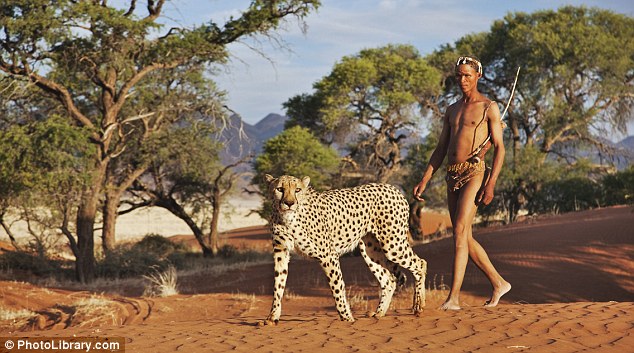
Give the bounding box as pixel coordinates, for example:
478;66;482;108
442;173;484;310
466;224;511;307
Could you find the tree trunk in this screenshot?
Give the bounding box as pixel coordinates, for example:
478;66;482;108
75;193;98;283
102;164;149;256
0;214;20;250
209;191;221;257
74;161;107;283
101;189;120;255
157;197;213;257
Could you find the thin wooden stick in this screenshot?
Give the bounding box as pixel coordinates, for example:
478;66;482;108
500;66;521;121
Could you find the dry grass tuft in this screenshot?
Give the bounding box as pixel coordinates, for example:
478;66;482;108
347;286;368;312
143;265;179;297
283;290;304;302
229;292;261;316
70;295;120;327
0;306;38;328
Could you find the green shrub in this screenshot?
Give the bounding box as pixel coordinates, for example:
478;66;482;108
0;250;67;277
132;234;188;259
97;234;188;278
602;165;634;205
530;176;602;214
97;244;165;279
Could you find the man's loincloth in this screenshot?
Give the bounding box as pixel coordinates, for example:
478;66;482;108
446;160;486;192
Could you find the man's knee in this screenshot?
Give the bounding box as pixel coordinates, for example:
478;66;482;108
453;223;468;237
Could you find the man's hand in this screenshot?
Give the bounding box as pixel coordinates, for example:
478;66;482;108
413;180;427;202
477;184;495;205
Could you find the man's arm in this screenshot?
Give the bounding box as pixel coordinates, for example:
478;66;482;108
413;110;450;201
477;102;505;205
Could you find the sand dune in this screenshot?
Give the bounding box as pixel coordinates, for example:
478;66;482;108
0;206;632;352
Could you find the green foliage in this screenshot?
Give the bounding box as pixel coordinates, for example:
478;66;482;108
254;126;340;219
1;0;321;282
285;44;442;183
0;115;95;219
255;126;340;190
97;234;188;279
428;6;633;152
0;115;89;180
146;121;223;190
132;234;189;260
531;177;602;214
402;134;447;209
492;7;632;150
602;166;634;205
134;119;234;250
1;1;321;82
0;250;66;278
283;93;326;140
493;146;620;219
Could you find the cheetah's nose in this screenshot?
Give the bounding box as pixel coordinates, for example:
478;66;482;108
284;200;295;207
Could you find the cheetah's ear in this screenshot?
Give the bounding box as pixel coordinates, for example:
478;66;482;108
301;176;311;188
264;174;275;184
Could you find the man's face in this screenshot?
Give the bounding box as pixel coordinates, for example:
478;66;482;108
455;64;480;93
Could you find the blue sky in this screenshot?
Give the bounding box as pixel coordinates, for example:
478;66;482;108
159;0;634;137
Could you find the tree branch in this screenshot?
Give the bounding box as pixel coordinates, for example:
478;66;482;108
124;0;137;17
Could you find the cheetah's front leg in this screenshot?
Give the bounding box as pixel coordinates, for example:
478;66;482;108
261;246;290;326
320;255;355;322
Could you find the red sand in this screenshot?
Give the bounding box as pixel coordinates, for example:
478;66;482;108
1;206;633;352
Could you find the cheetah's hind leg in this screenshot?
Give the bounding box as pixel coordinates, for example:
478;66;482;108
359;234;397;318
384;245;427;316
391;263;407;290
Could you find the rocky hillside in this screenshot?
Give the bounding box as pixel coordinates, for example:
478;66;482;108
218;113;287;166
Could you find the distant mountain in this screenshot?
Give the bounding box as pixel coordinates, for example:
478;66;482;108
551;135;634;170
617;136;634;150
218;113;287;166
614;136;634;169
254;113;287;141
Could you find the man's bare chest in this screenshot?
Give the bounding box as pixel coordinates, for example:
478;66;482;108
449;103;488;131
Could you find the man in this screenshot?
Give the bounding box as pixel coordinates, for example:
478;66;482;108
413;56;511;310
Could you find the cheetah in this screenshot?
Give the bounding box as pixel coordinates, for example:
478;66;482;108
260;174;427;325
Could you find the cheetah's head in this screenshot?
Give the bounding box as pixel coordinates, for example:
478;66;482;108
265;174;311;218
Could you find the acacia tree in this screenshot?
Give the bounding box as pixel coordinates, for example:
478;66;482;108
483;7;634;161
285;44;441;184
100;64;227;255
0;0;321;282
490;6;633;221
0;113;95;257
123;120;248;257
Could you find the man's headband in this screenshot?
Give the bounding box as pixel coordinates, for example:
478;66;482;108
456;56;482;75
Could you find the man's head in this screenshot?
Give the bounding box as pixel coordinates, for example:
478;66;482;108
455;56;482;93
455;56;482;75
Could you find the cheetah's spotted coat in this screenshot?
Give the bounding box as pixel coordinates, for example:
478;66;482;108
262;174;427;324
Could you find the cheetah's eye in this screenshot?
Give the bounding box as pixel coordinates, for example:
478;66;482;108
295;188;302;193
276;187;284;193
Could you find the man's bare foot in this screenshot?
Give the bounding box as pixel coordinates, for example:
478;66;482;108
484;281;511;307
440;300;462;311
